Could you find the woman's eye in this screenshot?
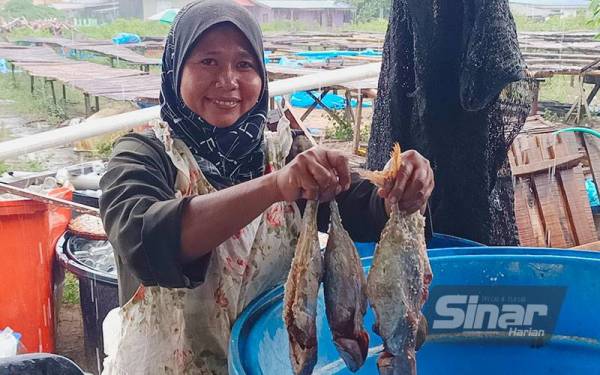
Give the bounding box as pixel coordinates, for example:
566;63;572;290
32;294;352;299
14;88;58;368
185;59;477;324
238;61;254;69
201;58;216;66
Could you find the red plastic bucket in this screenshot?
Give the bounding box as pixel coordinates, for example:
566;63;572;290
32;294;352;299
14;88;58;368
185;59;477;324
0;187;72;353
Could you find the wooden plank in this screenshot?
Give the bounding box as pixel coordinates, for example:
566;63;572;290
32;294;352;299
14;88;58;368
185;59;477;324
511;154;583;177
571;240;600;251
559;164;598;245
526;134;570;247
546;132;597;246
508;143;518;168
514;177;539;246
583;133;600;191
543;133;577;247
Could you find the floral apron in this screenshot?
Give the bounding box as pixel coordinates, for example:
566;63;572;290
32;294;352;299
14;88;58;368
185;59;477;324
103;118;301;375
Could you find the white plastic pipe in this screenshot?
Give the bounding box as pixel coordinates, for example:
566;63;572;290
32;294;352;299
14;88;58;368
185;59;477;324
269;62;381;97
0;63;381;160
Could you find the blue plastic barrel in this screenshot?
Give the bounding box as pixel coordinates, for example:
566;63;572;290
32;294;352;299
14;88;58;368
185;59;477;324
229;247;600;374
354;233;483;258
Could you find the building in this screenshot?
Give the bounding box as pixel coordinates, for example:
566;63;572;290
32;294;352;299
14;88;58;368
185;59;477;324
510;0;590;19
119;0;188;19
252;0;354;28
49;0;119;22
119;0;252;20
119;0;354;28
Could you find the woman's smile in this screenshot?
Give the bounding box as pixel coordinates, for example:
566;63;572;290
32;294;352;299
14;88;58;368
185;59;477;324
207;96;242;110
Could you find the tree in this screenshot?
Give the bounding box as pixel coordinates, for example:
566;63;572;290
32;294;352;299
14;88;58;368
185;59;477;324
591;0;600;26
347;0;391;23
1;0;65;20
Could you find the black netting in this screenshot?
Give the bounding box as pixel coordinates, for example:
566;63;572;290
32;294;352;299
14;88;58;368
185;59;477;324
367;0;534;245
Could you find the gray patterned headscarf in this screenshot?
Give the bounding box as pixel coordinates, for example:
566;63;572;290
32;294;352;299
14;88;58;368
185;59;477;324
159;0;268;185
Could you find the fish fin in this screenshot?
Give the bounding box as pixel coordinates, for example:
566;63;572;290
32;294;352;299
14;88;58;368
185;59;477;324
361;143;403;188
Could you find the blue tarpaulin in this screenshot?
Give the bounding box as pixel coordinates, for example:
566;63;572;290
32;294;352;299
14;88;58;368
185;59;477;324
287;91;372;109
112;33;142;45
295;49;381;59
0;59;8;74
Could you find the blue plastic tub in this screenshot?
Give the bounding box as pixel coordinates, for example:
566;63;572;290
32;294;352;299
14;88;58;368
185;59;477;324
354;233;483;258
229;247;600;374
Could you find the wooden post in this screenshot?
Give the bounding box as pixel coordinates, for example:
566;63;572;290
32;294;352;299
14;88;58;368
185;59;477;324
48;79;57;105
586;83;600;105
84;93;90;117
62;84;67;101
353;91;364;155
344;90;355;124
30;75;34;94
306;91;347;129
530;79;541;115
95;96;100;112
300;88;331;121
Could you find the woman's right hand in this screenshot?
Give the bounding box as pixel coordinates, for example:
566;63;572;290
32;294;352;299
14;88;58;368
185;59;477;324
274;147;351;202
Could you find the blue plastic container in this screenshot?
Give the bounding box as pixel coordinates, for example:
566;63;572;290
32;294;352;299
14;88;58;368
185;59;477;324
229;247;600;374
354;232;483;258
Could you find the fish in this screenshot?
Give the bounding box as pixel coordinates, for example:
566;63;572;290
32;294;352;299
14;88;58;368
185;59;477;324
365;144;433;375
283;200;323;375
323;201;369;372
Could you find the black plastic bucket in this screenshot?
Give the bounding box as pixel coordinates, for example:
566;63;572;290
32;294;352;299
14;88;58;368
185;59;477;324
0;353;85;375
55;232;118;371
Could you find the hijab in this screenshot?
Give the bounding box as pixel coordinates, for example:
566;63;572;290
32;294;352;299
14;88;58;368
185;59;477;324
159;0;268;185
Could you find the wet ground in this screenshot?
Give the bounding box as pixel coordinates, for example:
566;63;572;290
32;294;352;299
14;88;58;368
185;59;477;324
56;303;95;373
0;100;89;173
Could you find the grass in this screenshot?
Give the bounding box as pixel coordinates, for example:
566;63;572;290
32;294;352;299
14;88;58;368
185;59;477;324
342;19;388;33
5;27;55;41
1;0;65;20
0;72;121;124
513;12;598;33
0;73;73;124
5;18;170;42
77;18;170;40
0;161;8;174
538;75;588;104
3;11;599;43
261;20;317;33
0;158;47;173
63;272;80;305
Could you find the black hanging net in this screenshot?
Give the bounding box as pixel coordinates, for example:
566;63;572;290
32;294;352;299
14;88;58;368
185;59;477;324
367;0;535;245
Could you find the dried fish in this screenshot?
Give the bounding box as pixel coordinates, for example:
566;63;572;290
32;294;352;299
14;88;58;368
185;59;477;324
365;144;432;375
283;200;323;375
323;201;369;372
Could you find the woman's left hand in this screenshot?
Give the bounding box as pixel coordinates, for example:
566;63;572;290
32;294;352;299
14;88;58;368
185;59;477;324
377;150;434;214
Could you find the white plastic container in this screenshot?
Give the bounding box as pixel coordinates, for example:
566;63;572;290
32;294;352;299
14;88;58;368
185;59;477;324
0;327;18;358
102;307;121;357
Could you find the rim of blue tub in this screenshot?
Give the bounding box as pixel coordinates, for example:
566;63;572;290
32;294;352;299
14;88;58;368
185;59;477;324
228;246;600;374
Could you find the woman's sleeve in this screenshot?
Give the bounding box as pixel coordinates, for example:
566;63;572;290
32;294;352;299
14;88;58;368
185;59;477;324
99;134;210;289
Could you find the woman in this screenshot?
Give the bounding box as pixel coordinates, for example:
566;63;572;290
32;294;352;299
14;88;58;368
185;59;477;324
99;1;434;373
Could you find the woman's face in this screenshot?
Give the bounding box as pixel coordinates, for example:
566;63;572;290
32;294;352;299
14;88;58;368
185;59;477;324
180;23;263;128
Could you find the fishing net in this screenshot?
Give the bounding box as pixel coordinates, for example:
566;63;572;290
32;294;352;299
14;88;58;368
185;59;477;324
367;0;535;245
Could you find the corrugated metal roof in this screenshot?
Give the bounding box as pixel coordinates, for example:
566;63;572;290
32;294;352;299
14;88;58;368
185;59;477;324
255;1;354;10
